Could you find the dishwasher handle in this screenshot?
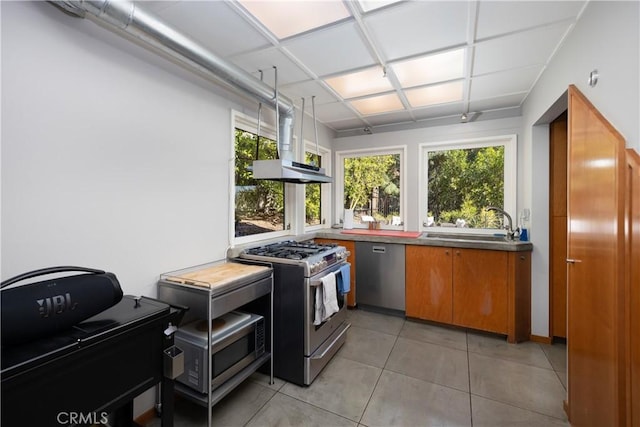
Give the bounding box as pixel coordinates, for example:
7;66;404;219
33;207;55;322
372;246;386;254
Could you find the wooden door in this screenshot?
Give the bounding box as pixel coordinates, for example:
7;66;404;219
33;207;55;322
405;245;453;323
550;111;568;338
566;85;626;426
452;248;508;334
625;149;640;427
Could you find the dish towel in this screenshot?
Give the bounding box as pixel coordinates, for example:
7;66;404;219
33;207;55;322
337;263;351;295
314;272;339;325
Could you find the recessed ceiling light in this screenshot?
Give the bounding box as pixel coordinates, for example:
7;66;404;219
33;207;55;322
357;0;403;13
405;81;464;107
238;1;351;39
325;66;393;99
391;48;465;88
350;93;404;115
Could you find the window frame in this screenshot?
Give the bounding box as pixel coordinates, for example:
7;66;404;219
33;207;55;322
418;134;517;234
230;110;294;245
304;141;332;232
335;145;407;230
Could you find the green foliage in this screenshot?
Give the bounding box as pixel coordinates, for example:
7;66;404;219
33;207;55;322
343;154;400;219
234;129;284;227
305;152;321;225
428;146;504;228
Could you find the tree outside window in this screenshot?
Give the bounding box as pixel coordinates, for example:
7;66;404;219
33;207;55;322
234;129;284;237
343;153;401;225
426;146;504;228
305;151;322;226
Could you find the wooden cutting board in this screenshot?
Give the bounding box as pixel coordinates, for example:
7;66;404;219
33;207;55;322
340;229;422;238
165;262;270;290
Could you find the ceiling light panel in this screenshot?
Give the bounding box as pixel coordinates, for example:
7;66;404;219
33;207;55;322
238;1;351;39
391;48;465;88
405;81;464;108
325;66;393;99
350;93;404;115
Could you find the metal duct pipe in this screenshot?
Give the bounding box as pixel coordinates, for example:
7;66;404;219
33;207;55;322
51;0;295;160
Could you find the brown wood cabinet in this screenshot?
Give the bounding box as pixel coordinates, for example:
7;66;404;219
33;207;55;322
314;238;356;308
405;246;453;323
406;245;530;343
452;248;509;334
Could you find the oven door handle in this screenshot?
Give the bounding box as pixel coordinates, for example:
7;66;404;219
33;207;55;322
310;323;351;360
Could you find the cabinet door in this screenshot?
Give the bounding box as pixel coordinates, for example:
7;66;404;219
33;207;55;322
315;239;356;308
508;251;531;343
452;249;508;334
405;245;453;323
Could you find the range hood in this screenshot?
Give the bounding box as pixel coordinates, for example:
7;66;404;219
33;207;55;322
51;0;333;184
252;159;332;184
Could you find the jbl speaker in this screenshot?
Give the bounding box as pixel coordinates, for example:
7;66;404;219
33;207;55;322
1;266;123;346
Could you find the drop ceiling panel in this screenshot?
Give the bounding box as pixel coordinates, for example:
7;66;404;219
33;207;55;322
365;1;469;61
470;66;542;100
364;110;413;126
280;80;339;105
283;22;375;77
152;2;270;57
476;1;586;40
323;117;369;131
313;102;361;122
127;0;586;133
411;102;465;121
469;93;528;112
473;22;571;75
230;47;310;86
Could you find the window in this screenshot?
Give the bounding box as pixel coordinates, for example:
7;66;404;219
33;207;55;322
304;142;331;230
233;116;286;240
305;151;322;226
420;135;516;232
336;147;406;229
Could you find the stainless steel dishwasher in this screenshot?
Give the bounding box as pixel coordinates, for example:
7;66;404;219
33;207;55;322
355;242;405;311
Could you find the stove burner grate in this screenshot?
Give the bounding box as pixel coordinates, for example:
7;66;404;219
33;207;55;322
244;240;336;260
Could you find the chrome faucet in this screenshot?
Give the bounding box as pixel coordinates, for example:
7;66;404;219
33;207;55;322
486;206;517;240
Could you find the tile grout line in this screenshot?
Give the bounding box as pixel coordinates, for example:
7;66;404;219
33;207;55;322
240;380;286;427
275;389;362;425
356;319;404;425
468;392;571;422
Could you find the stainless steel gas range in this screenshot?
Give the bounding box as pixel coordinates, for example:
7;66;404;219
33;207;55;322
239;240;350;386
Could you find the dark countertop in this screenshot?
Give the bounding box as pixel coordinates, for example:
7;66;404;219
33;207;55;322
226;229;533;258
314;229;533;252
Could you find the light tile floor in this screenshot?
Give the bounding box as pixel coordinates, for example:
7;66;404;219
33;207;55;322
147;309;568;426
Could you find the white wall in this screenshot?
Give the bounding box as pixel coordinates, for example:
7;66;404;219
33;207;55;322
0;1;333;415
522;0;639;337
3;1;227;295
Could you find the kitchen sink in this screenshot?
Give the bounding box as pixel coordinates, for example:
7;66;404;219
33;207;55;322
420;232;511;242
